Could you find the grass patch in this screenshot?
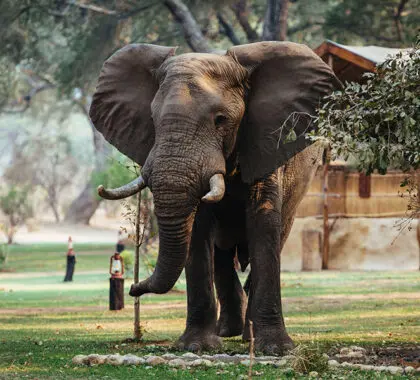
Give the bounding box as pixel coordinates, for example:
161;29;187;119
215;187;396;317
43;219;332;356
2;243;114;272
0;244;419;378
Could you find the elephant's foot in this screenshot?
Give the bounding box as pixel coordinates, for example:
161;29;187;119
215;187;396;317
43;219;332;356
129;283;140;296
216;312;244;337
252;329;294;355
176;328;222;353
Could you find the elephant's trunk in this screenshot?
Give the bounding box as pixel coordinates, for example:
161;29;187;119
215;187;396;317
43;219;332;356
129;208;196;296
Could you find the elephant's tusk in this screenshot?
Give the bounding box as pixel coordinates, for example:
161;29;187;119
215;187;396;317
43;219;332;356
201;173;225;203
97;175;146;200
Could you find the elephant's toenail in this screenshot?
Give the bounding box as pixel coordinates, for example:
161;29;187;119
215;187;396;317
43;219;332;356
188;343;201;353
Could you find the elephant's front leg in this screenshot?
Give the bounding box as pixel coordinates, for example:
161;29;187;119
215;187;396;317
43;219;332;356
176;204;221;352
245;172;294;355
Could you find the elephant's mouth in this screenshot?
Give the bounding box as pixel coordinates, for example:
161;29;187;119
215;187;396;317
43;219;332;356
98;172;225;296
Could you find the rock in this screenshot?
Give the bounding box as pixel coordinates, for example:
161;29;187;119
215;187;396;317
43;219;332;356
416;367;420;373
240;359;251;366
213;361;227;367
162;353;178;360
322;353;329;360
201;354;215;361
168;359;187;368
282;355;294;361
350;346;366;354
309;371;318;377
182;352;200;361
189;359;212;367
258;361;275;366
340;361;352;367
88;354;107;365
328;359;340;367
256;356;278;362
146;356;167;366
274;359;288;367
72;355;88;365
190;359;205;367
405;366;415;373
213;354;237;363
123;354;144;365
387;366;403;374
353;364;374;371
336;351;365;361
374;365;388;372
235;354;249;360
339;347;351;355
106;354;124;366
347;351;364;359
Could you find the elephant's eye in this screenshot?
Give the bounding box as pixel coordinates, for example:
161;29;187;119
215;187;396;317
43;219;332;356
214;114;227;127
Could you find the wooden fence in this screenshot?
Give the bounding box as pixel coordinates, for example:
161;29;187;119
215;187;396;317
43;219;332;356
296;166;410;218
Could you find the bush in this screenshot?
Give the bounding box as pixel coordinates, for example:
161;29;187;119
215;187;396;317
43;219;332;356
0;186;33;244
314;36;420;220
315;39;419;174
0;243;9;269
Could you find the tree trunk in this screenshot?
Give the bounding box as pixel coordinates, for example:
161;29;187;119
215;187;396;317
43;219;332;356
262;0;289;41
231;0;259;42
217;12;241;45
164;0;213;53
64;181;102;224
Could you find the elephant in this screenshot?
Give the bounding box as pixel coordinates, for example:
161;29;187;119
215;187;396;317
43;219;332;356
89;41;339;354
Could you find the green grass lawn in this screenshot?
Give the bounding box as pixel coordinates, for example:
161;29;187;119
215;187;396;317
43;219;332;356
2;243;114;272
0;244;419;379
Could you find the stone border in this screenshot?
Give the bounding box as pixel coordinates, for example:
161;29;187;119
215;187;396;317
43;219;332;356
72;353;418;374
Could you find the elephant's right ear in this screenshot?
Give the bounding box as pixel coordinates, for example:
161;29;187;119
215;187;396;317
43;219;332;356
89;44;176;165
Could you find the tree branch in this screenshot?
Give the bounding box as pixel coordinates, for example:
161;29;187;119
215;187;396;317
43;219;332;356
65;1;159;19
1;83;55;114
67;1;116;15
164;0;212;53
217;12;241;45
394;0;409;41
231;0;259;42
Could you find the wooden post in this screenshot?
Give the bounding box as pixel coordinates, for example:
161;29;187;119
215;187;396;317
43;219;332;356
133;190;142;341
248;320;254;380
302;229;322;271
322;161;329;270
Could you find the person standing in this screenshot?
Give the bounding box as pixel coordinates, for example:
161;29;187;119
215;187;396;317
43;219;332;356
64;236;76;282
109;251;125;310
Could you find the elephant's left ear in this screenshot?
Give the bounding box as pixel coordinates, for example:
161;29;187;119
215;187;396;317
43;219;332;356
227;42;341;184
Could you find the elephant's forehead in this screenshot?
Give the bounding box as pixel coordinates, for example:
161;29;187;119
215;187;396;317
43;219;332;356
163;53;240;77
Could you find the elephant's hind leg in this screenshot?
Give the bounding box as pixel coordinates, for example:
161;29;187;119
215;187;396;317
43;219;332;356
214;245;246;337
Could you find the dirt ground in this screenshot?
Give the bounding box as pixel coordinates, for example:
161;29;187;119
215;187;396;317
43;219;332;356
328;345;420;368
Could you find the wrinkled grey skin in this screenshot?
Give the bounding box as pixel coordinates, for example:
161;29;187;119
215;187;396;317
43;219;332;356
92;47;329;354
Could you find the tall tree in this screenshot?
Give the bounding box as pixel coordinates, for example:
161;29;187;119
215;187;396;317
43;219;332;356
262;0;289;41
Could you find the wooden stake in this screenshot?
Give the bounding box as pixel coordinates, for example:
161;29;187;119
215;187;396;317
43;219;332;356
322;160;330;270
133;190;142;341
248;320;254;379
